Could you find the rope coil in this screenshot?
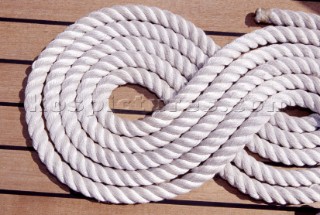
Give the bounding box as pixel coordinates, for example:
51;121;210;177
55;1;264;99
25;5;320;204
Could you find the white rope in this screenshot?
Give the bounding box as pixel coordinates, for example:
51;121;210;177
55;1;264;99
24;5;320;204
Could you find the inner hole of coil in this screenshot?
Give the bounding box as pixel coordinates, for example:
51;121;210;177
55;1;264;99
109;84;164;120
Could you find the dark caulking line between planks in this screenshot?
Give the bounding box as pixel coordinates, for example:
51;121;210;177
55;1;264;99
0;145;34;151
295;0;320;2
204;30;244;37
0;17;73;26
0;189;319;212
0;102;24;107
0;59;33;65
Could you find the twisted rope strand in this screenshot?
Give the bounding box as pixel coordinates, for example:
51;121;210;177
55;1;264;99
25;5;320;204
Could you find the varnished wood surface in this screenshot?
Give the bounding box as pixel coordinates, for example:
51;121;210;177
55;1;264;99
1;0;320;214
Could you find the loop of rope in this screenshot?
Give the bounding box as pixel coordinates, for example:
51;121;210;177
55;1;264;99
25;5;320;204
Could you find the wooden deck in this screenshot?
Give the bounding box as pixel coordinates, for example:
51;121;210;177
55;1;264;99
1;0;320;214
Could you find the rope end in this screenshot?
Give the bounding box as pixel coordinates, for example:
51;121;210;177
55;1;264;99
255;8;272;24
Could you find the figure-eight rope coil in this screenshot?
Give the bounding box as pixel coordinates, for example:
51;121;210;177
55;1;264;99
25;5;320;205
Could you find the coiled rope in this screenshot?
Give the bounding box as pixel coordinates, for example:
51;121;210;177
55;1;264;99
25;5;320;204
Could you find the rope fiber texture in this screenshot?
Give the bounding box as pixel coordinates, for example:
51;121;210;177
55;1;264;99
25;5;320;205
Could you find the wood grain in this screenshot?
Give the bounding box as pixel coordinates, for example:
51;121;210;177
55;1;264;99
0;150;69;194
0;63;29;103
0;22;63;61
